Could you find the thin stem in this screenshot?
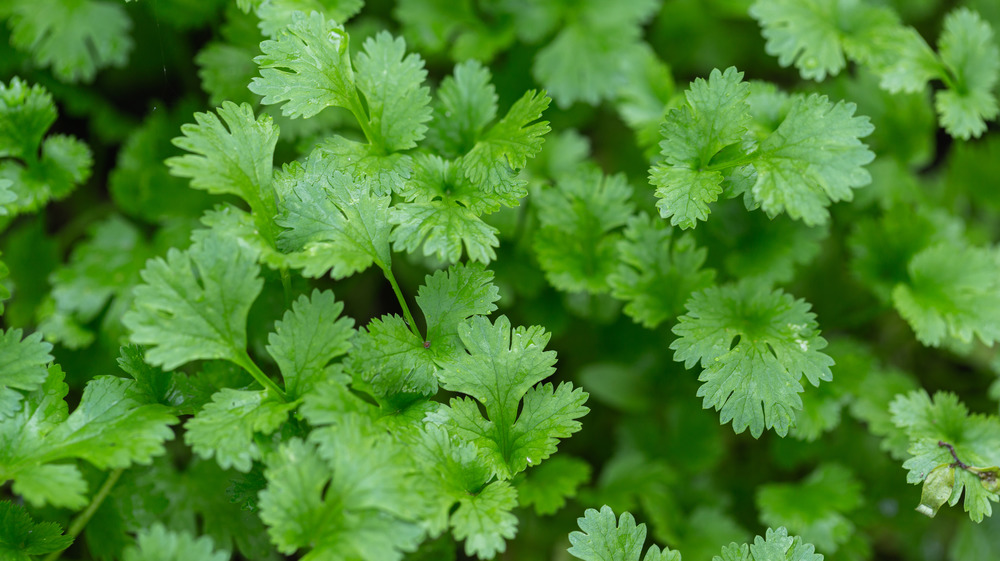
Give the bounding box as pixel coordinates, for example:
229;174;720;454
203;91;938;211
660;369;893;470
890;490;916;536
348;94;380;149
43;468;125;561
235;351;288;402
703;154;757;172
383;265;423;341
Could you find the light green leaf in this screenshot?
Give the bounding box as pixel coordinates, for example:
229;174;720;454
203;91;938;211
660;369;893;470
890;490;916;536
277;151;393;278
184;389;296;472
355;31;432;151
0;329;52;418
892;244;1000;346
0;501;72;560
267;289;355;399
934;8;999;139
250;11;355;118
568;505;680;561
123;232;263;370
650;67;750;229
6;0;132;82
517;455;592;516
122;525;229;561
671;280;834;438
256;0;365;37
427;60;498;157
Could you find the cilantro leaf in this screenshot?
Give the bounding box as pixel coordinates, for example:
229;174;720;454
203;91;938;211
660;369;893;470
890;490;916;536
462;89;551;196
40;215;152;348
123;232;263;371
608;213;715;327
409;425;519;558
184;388;296;472
259;418;425;561
391;155;501;263
517;455;592;516
651;67;874;227
166;102;280;241
650;67;751;229
435;315;589;479
0;78;92;216
891;244;1000;347
122;525;229;561
749;0;903;81
715;527;823;561
256;0;365;38
276;151;393;278
890;390;1000;521
0;500;72;560
533;0;659;108
0;366;177;508
416;262;500;356
266;289;355;399
756;464;862;553
533;168;634;293
934;8;999;139
0;329;52;418
752;93;875;225
427;60;498;157
355;31;432;152
250;11;355;119
5;0;132;82
671;281;834;438
350;314;437;411
568;505;679;561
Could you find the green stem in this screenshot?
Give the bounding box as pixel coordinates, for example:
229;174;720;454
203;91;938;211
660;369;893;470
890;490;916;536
703;154;757;172
43;468;125;561
348;94;380;149
234;351;288;402
383;265;423;341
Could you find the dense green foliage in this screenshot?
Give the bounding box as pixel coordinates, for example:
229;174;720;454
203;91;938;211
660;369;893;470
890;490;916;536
2;0;1000;560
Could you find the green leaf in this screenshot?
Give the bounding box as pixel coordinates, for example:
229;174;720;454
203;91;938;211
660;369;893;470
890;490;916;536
532;0;659;108
41;215;152;348
250;11;355;119
749;0;903;81
435;315;588;479
0;366;177;508
533;169;634;293
0;78;92;215
259;417;425;561
568;505;679;561
649;67;751;229
276;151;393;278
355;31;432;151
0;329;52;418
462;89;551;196
751;93;874;225
891;244;1000;347
166;101;279;234
517;455;592;516
934;8;1000;139
671;280;834;438
184;388;296;472
123;232;263;370
714;527;822;561
391;155;502;264
0;77;55;161
608;213;715;328
890;390;1000;522
416;262;500;356
411;425;517;558
5;0;132;82
427;60;498;157
756;464;862;553
450;480;518;559
256;0;365;37
266;289;355;399
0;500;72;560
916;464;956;518
122;525;229;561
